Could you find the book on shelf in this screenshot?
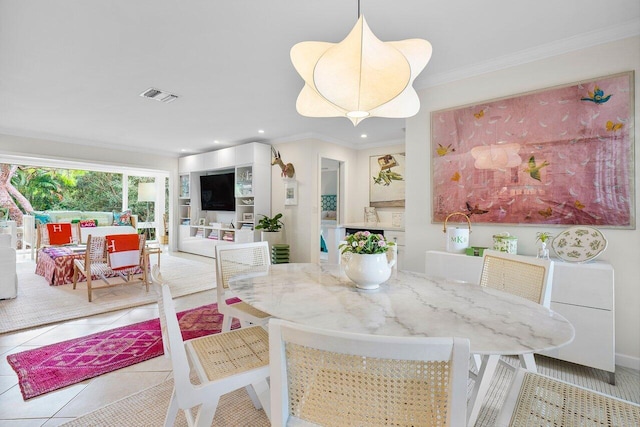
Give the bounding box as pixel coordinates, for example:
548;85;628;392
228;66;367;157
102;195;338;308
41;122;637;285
241;223;253;230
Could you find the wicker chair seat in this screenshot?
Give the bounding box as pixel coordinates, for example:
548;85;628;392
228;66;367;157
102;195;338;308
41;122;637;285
188;326;269;381
73;259;113;278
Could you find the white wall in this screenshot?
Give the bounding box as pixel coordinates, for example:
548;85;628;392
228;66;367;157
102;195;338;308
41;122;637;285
405;36;640;366
271;139;358;263
321;170;338;195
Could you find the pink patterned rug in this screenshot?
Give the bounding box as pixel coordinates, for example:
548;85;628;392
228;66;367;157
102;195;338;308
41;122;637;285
7;299;240;400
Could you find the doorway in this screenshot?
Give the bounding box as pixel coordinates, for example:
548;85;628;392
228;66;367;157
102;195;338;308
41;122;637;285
320;158;342;263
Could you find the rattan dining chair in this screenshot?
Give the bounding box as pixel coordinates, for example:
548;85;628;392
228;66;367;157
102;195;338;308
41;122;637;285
477;249;554;371
495;368;640;426
157;282;271;427
269;318;470;427
480;249;554;308
215;241;272;332
468;249;555;426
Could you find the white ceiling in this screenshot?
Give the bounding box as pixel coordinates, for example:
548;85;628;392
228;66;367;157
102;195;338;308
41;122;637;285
1;0;638;157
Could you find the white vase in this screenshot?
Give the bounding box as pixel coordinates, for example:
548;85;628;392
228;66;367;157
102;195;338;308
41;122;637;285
344;252;396;290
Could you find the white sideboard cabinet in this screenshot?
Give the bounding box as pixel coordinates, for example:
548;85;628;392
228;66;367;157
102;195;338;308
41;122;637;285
425;250;616;383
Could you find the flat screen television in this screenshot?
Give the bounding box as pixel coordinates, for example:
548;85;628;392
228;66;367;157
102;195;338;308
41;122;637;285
200;172;235;211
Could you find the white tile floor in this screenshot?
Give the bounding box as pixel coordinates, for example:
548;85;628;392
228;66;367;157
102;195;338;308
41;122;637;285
0;249;215;426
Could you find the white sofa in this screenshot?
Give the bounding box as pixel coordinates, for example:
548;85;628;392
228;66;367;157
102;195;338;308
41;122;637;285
0;234;17;299
32;210;138;245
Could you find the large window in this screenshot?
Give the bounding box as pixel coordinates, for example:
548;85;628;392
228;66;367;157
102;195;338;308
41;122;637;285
1;163;168;242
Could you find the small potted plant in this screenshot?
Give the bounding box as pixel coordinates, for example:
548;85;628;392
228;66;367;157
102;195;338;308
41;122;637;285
535;232;553;259
339;231;396;290
255;213;284;250
255;213;284;232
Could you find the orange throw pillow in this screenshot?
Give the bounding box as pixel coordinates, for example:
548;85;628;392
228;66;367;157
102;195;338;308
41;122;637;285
46;223;73;245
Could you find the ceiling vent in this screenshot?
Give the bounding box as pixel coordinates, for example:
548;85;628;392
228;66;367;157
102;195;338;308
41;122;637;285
140;87;179;103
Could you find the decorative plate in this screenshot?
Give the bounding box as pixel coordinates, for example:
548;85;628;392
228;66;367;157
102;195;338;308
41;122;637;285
551;226;608;263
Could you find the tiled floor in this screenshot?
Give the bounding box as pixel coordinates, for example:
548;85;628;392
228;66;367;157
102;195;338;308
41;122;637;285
0;249;215;426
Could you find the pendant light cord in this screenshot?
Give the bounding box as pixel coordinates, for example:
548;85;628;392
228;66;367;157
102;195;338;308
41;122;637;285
357;0;361;18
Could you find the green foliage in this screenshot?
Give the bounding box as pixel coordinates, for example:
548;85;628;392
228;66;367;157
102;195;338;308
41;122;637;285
255;213;284;232
10;167;65;211
339;231;395;255
7;165;155;219
536;232;553;243
71;172;123;212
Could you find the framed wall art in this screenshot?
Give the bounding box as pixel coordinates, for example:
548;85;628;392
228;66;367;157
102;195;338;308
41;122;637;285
431;71;635;228
370;153;406;207
284;179;298;206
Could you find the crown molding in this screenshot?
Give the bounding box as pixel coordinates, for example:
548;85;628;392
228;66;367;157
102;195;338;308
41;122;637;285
417;19;640;90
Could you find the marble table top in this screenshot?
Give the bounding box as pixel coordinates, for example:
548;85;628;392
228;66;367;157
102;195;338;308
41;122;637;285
229;263;574;355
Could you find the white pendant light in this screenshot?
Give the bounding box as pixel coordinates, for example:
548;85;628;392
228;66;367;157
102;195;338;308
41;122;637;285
291;12;432;126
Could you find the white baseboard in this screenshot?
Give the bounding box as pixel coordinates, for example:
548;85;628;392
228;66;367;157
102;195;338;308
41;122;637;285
616;352;640;371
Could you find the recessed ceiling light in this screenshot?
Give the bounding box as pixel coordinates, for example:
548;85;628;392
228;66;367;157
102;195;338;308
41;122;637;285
258;129;265;134
180;149;187;152
361;134;368;138
213;140;220;144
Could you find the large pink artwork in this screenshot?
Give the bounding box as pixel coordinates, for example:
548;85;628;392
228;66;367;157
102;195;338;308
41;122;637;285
431;72;635;228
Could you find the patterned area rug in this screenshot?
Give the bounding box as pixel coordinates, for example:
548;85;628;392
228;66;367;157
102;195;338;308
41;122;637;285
1;254;215;334
6;301;240;400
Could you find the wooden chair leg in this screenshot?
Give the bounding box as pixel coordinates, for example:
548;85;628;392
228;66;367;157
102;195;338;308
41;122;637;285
87;274;92;302
72;266;78;289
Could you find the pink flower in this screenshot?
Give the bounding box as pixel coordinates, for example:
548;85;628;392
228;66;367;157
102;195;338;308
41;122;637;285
377;240;386;247
358;241;365;247
363;231;370;237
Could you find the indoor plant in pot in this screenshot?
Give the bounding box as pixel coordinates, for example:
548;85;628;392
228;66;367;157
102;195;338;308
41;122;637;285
255;213;284;251
339;231;396;290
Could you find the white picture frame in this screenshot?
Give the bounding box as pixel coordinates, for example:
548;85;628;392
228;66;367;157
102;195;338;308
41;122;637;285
284;180;298;206
242;212;254;221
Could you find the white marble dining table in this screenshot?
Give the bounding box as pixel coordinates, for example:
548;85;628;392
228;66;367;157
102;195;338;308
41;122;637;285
229;263;575;426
